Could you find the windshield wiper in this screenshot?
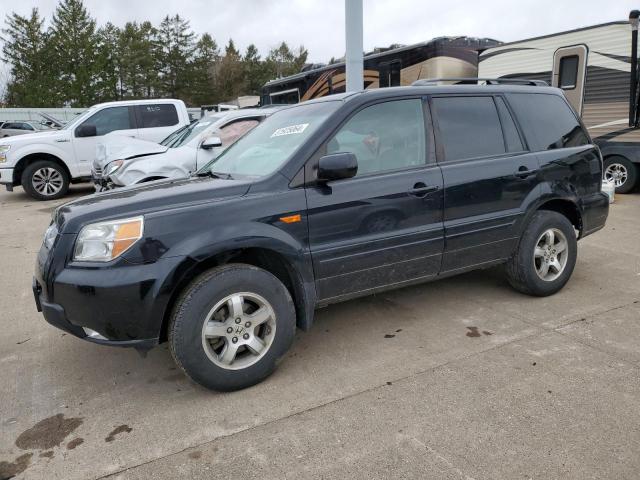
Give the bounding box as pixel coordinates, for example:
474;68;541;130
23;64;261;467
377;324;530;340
195;170;234;180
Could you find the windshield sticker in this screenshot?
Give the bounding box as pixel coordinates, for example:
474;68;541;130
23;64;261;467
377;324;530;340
271;123;309;138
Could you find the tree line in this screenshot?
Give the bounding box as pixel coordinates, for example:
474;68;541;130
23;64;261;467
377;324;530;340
0;0;309;107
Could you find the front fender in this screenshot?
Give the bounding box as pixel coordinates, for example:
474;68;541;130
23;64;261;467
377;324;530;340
12;142;75;175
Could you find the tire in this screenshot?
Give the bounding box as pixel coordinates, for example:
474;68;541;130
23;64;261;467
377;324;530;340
603;155;637;194
169;263;296;391
506;211;577;297
21;160;70;200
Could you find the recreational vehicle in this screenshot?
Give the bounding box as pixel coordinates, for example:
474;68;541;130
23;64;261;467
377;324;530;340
261;36;499;105
479;11;640;193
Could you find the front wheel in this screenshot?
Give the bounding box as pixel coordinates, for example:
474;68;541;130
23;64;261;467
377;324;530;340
21;160;69;200
169;264;296;391
604;156;637;194
506;211;577;297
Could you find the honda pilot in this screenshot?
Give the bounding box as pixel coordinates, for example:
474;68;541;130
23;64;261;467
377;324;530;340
33;85;609;391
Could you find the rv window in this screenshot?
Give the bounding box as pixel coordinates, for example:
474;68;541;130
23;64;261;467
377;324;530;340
558;55;579;90
379;60;401;88
432;96;505;162
506;93;589;150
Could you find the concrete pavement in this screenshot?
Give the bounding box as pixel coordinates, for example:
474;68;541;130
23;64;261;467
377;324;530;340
0;185;638;480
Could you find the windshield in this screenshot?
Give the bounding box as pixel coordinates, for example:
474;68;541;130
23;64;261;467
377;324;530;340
200;101;340;178
161;115;225;148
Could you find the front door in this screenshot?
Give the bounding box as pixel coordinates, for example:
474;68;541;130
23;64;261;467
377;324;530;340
552;45;588;115
430;94;540;273
72;105;138;176
305;98;444;302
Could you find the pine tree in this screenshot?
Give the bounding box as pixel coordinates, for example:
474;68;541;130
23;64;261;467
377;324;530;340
243;43;268;96
266;42;308;79
155;14;196;99
49;0;101;106
191;33;220;105
1;8;55;106
94;22;120;102
216;39;244;101
118;21;158;99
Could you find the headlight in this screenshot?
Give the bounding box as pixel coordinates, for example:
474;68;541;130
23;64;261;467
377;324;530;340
105;159;124;176
74;216;144;262
0;145;10;163
43;223;58;250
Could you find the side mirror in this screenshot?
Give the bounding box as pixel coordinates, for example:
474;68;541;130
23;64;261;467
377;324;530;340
76;124;97;138
201;136;222;149
317;152;358;182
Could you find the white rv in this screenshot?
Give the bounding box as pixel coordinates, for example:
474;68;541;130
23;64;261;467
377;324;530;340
479;12;640;193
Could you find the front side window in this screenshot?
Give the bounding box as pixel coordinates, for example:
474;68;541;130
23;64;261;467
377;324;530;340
214;119;260;147
559;55;579;89
80;106;132;136
432;96;505;162
202;101;340;178
136;104;179;128
327;99;426;176
22;123;35;131
507;93;589;150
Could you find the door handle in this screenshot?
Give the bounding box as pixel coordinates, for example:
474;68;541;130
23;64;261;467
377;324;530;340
408;182;439;197
514;166;538;178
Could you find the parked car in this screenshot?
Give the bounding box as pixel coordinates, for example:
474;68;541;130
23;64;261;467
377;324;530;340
0;121;52;137
34;84;609;391
92;107;282;190
0;99;190;200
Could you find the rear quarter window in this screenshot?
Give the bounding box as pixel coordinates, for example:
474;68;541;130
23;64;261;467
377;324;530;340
506;93;589;151
136;104;179;128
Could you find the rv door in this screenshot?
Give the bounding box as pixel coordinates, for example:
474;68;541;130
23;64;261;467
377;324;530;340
552;45;588;115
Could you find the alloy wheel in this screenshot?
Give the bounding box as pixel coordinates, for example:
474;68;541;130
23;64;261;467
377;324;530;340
533;228;569;282
604;163;628;188
32;168;64;197
201;292;276;370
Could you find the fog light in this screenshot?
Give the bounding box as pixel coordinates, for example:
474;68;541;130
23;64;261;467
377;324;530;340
82;327;108;340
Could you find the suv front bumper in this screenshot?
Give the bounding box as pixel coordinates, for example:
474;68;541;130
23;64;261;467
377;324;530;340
33;247;188;350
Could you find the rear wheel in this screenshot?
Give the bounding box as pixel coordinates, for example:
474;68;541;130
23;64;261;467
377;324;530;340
21;160;69;200
506;211;577;296
604;156;637;194
169;264;296;391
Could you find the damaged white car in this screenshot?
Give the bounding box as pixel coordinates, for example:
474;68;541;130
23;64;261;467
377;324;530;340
92;107;281;190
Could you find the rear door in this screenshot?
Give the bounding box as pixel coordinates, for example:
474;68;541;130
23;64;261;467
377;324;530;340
552;45;588;115
135;104;182;142
431;94;540;273
305;97;444;302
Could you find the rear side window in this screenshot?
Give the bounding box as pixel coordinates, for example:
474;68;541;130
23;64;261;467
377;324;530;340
432;96;505;161
495;97;524;152
507;93;589;150
136;104;179;128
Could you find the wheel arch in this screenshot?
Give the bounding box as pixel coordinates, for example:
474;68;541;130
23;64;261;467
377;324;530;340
528;198;583;237
158;246;315;343
13;153;71;185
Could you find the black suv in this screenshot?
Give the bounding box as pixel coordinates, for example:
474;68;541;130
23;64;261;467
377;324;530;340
34;85;609;391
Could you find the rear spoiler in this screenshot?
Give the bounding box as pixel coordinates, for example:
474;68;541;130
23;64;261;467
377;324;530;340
629;10;640;128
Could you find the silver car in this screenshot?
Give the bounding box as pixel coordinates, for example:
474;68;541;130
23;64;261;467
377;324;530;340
0;121;52;137
93;107;283;190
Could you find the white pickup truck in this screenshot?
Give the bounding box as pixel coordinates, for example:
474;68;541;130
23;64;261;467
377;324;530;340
0;99;190;200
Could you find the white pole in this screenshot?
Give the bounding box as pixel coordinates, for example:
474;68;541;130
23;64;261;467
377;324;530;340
345;0;364;92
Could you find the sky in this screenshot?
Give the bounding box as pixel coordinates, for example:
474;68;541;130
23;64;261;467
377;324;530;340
0;0;637;84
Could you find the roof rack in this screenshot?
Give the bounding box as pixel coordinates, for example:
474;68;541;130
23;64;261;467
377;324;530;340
412;77;549;87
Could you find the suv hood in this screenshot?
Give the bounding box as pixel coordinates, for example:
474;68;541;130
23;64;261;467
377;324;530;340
56;175;251;233
96;135;169;169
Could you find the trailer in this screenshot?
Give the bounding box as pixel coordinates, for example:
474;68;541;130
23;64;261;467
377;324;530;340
478;11;640;193
261;36;499;106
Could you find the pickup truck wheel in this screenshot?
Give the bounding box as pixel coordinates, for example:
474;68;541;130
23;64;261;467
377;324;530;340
169;264;296;391
21;160;69;200
506;211;577;297
604;156;637;194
